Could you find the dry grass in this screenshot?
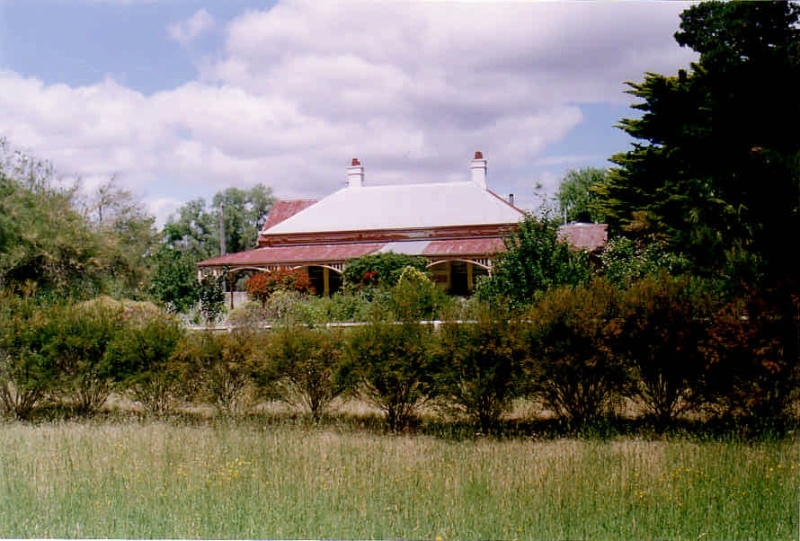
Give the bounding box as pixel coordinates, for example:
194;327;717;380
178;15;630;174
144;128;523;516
0;419;797;539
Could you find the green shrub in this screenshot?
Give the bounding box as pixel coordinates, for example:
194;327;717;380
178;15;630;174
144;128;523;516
435;303;525;433
42;300;126;415
267;325;347;421
0;295;55;419
102;313;185;416
523;280;624;427
175;329;260;415
388;266;451;322
342;252;428;292
344;321;437;431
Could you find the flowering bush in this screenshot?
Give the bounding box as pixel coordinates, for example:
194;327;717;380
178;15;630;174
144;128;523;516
245;268;315;304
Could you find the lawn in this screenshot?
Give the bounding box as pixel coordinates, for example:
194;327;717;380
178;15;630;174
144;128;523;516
0;419;797;540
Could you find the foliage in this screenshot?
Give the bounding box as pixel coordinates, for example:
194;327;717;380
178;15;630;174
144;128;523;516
198;273;226;325
293;290;378;324
147;246;200;314
174;330;260;415
0;294;55;419
388;266;451;322
522;279;624;426
343;321;437;431
0;142;105;298
212;185;274;255
555;167;607;223
477;215;593;307
163;185;273;262
161;198;218;262
102;312;185;415
81;177;158;298
596;1;800;289
266;325;347;421
616;275;718;425
700;289;800;424
342;252;429;291
435;303;525;433
599;235;692;287
42;300;127;415
245;268;315;304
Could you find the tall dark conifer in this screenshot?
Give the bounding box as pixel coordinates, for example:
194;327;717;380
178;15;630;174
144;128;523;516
597;1;800;291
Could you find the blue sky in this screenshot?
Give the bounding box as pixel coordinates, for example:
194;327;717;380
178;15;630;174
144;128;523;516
0;0;698;225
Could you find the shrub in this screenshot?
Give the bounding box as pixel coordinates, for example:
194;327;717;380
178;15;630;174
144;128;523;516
245;268;314;304
700;289;800;425
343;321;437;431
102;312;185;416
42;300;126;415
600;236;692;287
342;252;428;291
616;275;717;425
175;329;260;415
435;303;525;433
267;325;347;421
389;266;451;322
0;295;55;419
523;279;624;427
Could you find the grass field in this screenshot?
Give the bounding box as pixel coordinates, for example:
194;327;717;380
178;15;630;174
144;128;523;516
0;418;798;540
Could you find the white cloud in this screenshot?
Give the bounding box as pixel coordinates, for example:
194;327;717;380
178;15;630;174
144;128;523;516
0;0;699;222
168;9;216;47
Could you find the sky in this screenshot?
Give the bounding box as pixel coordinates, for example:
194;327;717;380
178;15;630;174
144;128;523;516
0;0;699;226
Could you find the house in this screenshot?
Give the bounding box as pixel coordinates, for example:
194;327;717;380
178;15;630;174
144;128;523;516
197;152;607;299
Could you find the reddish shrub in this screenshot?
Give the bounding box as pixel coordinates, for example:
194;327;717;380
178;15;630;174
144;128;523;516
245;268;315;304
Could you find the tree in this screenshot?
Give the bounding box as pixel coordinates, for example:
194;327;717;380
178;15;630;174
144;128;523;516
596;1;800;290
163;185;274;261
162;198;218;261
82;178;158;297
212;185;274;255
555;167;607;223
477;215;593;307
0;142;105;297
147;246;201;314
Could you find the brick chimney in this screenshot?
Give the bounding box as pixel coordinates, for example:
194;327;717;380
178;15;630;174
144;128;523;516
347;158;364;188
470;151;487;188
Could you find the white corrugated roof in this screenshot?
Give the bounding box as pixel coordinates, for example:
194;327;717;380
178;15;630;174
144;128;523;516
263;181;525;235
377;240;431;255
